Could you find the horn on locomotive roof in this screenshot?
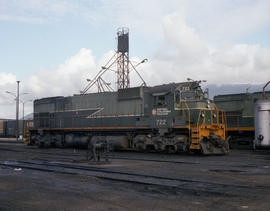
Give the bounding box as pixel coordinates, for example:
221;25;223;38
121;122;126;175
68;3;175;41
80;28;147;94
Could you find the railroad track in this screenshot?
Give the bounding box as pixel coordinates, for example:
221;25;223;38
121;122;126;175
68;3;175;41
0;159;269;197
0;146;198;164
0;140;23;144
0;147;81;157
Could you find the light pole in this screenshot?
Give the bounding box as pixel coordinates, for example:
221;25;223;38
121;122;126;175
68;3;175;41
5;89;20;141
16;81;20;141
6;82;28;141
20;99;32;138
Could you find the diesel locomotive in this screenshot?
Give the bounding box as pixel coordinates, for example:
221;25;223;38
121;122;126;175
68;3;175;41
29;81;229;155
214;90;270;149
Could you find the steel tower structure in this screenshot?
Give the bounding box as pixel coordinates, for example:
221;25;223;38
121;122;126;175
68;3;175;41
116;27;130;89
81;28;146;94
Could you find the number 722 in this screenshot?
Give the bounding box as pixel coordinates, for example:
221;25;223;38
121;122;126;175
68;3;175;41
156;119;166;126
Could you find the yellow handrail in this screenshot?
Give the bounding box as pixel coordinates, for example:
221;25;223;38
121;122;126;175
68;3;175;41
180;100;191;138
197;110;202;127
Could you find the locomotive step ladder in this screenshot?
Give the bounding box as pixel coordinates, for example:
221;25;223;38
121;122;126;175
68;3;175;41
190;127;201;149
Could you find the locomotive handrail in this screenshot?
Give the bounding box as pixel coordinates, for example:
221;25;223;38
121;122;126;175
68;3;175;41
197;109;206;127
223;110;228;137
214;104;226;127
197;110;201;127
180;100;191;137
263;81;270;99
210;109;213;125
212;105;227;139
196;110;201;129
195;109;204;144
213;104;219;125
215;104;228;130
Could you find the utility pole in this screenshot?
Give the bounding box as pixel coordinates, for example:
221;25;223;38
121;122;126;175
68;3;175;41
6;81;29;141
16;81;20;142
21;99;32;138
22;101;25;138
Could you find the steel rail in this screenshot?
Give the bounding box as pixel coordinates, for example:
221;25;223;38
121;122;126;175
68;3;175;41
1;159;268;196
0;147;198;164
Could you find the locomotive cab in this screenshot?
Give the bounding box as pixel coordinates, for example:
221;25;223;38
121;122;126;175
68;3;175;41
172;81;229;154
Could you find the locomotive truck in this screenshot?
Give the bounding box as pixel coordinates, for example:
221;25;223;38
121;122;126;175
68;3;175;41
29;81;229;155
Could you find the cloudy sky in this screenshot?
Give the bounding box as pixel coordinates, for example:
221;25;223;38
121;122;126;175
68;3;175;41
0;0;270;118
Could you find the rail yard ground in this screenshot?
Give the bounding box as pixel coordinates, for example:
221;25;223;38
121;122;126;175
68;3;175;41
0;138;270;211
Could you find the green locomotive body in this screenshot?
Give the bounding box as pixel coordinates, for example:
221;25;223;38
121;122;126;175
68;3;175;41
214;91;270;148
29;81;229;154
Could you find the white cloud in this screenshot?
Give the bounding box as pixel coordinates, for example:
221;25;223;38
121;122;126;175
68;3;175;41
182;0;270;43
1;39;269;119
0;48;97;118
0;72;16;85
137;12;270;86
0;14;44;23
0;0;74;23
208;44;269;83
26;48;97;98
1;0;269;45
254;48;270;70
75;0;270;44
0;73;17;119
162;13;207;59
